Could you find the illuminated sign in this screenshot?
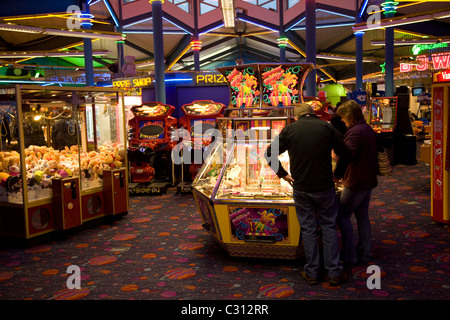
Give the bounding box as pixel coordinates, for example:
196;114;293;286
46;71;111;85
433;68;450;83
412;43;449;55
195;73;226;85
400;53;450;72
112;76;153;88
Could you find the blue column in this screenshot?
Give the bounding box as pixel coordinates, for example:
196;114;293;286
279;0;286;62
383;3;396;97
82;1;94;86
152;0;166;103
117;31;124;78
305;0;316;97
385;27;394;97
193;0;200;71
355;31;364;90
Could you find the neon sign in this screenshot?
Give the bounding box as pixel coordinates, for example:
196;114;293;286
433;68;450;83
195;74;226;85
112;76;153;88
400;53;450;72
412;43;449;55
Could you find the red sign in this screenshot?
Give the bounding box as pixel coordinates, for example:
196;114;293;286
432;86;444;219
401;53;450;73
433;68;450;83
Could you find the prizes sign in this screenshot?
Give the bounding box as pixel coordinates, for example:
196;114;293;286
112;76;153;89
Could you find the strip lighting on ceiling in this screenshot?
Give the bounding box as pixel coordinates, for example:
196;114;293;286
0;51;109;59
371;39;450;46
316;53;378;63
353;9;450;32
0;22;124;40
220;0;235;28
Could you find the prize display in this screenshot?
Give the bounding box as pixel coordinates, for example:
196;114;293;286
0;85;128;242
192;137;301;259
191;114;303;259
127;102;177;194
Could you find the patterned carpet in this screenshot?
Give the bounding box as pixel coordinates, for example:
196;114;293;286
0;156;449;303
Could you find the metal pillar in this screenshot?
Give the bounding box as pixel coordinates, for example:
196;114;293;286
152;0;166;103
82;1;94;86
384;3;396;97
279;0;286;62
385;27;394;97
305;0;316;97
193;0;200;71
355;31;364;90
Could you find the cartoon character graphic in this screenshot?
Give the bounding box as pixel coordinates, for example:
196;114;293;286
246;210;279;236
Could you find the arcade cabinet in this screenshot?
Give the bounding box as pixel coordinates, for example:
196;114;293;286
127;102;177;194
369;96;398;164
176;100;226;193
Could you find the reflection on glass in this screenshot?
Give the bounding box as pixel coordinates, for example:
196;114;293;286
31;208;50;229
87;195;102;215
192;140;292;200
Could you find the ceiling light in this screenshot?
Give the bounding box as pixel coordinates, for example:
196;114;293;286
316;53;378;63
0;51;109;58
371;39;450;46
43;28;123;40
0;23;41;33
0;22;123;40
220;0;235;28
353;10;450;32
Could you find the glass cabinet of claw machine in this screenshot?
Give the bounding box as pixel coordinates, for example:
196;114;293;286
0;85;128;242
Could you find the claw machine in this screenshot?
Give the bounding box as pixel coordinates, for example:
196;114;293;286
127;102;178;194
0;85;128;244
431;68;450;224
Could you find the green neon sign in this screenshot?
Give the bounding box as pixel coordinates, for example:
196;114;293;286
412;43;449;55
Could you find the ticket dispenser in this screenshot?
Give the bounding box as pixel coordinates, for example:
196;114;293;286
103;168;128;216
52;177;82;230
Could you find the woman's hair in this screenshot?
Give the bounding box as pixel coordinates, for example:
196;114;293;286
223;109;238;117
336;100;364;126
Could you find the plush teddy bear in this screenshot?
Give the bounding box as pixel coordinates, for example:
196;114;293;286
122;55;137;78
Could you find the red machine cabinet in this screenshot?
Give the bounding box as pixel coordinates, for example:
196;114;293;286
81;190;104;222
178;100;226;184
128;102;178;150
103;168;128;216
127;102;178;185
52;177;82;230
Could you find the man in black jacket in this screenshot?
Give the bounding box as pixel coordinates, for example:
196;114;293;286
265;103;348;286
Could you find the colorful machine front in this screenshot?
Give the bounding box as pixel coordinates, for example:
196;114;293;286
217;63;314;116
177;100;225;193
431;69;450;224
369;97;398;134
127;102;177;194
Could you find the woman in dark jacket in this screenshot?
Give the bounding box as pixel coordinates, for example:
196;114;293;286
336;100;378;265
